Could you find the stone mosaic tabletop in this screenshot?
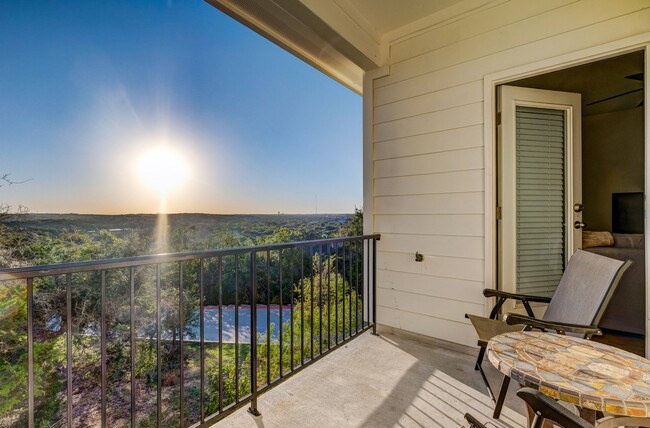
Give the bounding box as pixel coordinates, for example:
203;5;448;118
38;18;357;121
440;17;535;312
487;331;650;417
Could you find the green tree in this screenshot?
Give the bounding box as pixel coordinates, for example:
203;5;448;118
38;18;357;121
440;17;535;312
339;207;363;237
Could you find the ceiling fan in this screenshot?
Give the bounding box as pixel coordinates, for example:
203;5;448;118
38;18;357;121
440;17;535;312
586;72;644;107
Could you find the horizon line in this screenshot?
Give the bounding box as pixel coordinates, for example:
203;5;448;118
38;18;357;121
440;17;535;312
19;211;355;216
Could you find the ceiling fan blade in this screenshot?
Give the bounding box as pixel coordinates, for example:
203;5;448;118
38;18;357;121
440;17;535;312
586;87;644;106
625;72;644;81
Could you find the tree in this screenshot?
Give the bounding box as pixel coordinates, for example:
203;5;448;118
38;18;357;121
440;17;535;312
339;207;363;237
0;174;30;223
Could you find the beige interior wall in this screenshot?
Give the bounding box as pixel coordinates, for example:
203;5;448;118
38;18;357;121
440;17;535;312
583;107;645;231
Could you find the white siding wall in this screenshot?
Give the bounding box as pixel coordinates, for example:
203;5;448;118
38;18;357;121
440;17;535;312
372;0;650;347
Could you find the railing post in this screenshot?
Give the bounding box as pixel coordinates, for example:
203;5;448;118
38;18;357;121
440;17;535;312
372;238;378;336
27;278;34;428
248;251;261;417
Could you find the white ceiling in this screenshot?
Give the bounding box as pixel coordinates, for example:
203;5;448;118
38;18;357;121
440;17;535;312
341;0;464;35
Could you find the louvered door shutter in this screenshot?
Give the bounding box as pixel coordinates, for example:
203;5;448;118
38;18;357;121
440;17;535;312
515;106;566;297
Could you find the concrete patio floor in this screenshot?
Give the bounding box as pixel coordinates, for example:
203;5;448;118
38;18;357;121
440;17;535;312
215;330;527;428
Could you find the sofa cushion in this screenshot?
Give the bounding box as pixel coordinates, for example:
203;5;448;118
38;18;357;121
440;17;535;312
612;233;644;249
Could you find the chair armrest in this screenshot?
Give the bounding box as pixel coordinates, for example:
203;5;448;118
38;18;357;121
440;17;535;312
505;313;602;336
483;289;551;318
483;289;552;303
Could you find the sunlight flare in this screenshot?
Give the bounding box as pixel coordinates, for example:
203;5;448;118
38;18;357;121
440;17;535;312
137;147;189;194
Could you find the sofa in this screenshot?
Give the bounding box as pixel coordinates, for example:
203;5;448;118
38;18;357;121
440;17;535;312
584;233;645;335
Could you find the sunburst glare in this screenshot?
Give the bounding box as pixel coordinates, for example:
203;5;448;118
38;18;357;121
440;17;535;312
137;147;189;195
136;146;189;253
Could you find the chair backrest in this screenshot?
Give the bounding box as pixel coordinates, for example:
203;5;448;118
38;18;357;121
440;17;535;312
542;249;631;327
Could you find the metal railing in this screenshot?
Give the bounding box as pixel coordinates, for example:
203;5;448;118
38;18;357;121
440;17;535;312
0;234;379;427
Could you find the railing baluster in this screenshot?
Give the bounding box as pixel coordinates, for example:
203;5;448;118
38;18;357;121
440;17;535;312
300;247;304;365
156;265;162;428
101;271;107;428
348;243;353;339
352;242;359;334
327;244;331;349
319;245;323;355
130;267;136;428
365;240;372;326
179;262;184;427
279;249;283;378
218;256;224;413
266;250;271;385
199;258;205;423
335;243;339;345
290;249;294;372
372;238;378;335
249;251;260;416
363;240;367;330
234;254;239;403
66;274;73;428
310;245;314;361
342;244;346;341
27;277;34;428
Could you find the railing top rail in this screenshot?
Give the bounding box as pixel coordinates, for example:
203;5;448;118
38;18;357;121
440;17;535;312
0;233;380;280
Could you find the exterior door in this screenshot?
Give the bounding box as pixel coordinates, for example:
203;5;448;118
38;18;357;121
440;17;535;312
498;85;582;315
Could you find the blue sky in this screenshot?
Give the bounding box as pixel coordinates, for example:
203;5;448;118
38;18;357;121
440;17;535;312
0;1;361;214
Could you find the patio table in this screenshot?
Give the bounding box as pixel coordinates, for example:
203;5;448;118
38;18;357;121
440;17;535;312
487;331;650;427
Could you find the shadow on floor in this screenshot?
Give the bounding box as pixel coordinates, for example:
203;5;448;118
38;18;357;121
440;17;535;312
357;334;526;428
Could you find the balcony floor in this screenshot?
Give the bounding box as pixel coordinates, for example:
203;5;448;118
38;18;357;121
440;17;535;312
215;330;527;427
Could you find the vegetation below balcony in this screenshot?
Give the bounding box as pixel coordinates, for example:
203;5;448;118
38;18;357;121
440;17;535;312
0;210;373;427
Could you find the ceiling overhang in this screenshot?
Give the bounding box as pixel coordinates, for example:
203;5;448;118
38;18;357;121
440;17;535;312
205;0;386;94
204;0;489;94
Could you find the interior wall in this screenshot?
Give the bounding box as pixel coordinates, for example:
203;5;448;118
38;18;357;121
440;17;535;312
583;107;645;231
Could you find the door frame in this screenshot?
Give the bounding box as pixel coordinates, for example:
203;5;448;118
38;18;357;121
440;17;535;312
483;35;650;355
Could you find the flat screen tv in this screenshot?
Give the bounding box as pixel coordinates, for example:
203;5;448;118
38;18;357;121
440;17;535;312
612;192;644;234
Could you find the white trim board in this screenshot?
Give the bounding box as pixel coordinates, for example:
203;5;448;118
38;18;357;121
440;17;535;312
363;66;389;236
483;33;650;355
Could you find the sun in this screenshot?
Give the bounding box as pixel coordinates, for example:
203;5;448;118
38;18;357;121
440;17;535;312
137;147;188;193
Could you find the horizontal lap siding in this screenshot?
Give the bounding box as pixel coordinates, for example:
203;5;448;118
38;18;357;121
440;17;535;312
375;146;483;178
379;233;484;259
372;0;650;347
374;125;484;160
375;193;484;215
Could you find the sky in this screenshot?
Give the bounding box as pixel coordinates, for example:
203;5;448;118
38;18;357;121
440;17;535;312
0;1;362;214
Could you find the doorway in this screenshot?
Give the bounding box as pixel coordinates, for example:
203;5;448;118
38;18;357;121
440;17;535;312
496;50;646;355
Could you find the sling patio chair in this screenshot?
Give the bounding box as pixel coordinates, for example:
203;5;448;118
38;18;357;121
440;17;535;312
466;249;631;419
464;387;593;428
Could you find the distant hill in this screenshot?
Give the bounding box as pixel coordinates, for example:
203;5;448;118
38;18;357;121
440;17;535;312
3;213;352;239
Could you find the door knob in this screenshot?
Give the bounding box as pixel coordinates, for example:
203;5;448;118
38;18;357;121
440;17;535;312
573;203;584;213
574;221;587;229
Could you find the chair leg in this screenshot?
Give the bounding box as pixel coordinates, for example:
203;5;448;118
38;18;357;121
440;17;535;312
475;346;495;401
474;346;495;401
492;374;510;419
475;345;486;370
477;360;495;402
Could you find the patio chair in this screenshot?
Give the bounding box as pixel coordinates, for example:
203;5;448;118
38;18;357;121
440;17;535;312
463;387;593;428
466;249;631;419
